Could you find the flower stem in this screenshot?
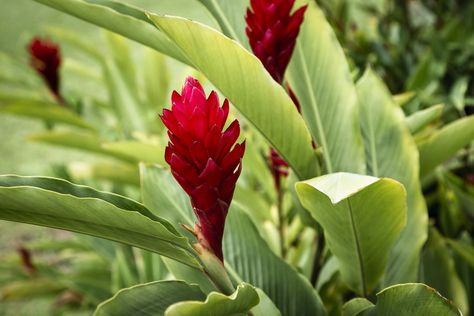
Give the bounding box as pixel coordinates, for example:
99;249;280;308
277;186;287;258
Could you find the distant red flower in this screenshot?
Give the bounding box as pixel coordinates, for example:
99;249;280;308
245;0;307;83
161;77;245;261
28;37;62;101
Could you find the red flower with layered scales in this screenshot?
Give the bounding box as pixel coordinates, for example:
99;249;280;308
160;77;245;261
245;0;307;84
28;37;62;102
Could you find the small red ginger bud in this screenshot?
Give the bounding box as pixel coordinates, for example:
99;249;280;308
160;77;245;261
245;0;308;83
28;37;62;101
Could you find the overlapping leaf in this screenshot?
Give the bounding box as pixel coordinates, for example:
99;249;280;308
356;69;428;285
0;175;200;268
296;172;407;295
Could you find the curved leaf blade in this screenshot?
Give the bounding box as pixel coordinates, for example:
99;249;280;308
418;116;474;177
286;1;366;174
33;0;190;64
356;69;428;285
165;283;259;316
296;172;407;295
362;283;462;316
148;14;318;179
0;175;200;268
94;281;206;316
405;104;444;134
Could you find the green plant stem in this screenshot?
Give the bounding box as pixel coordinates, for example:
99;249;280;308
277;186;286;259
310;229;325;286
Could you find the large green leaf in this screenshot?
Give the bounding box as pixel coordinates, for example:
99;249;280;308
148;15;318;179
33;0;190;64
94;281;206;316
103;142;165;165
166;283;259;316
356;69;428;285
418;116;474;177
296;172;407;296
354;283;461;316
225;204;326;316
196;0;249;48
0;101;94;130
286;1;365;174
0;175;200;268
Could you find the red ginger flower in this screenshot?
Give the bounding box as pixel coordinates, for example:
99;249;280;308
245;0;307;83
160;77;245;261
28;37;62;101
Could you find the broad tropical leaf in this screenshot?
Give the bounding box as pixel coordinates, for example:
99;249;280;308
165;283;259;316
296;172;407;295
350;283;461;316
286;1;366;174
356;69;428;285
32;0;190;64
94;281;205;316
148;14;319;179
0;175;200;268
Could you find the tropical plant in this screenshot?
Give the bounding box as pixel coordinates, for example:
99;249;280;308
0;0;473;315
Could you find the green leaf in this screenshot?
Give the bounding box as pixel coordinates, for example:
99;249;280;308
29;130;140;163
196;0;249;48
148;14;318;179
140;164;194;225
225;204;326;316
342;298;374;316
356;69;428;285
406;104;444;134
0;175;200;268
0;101;94;130
447;239;474;269
33;0;190;64
102;142;165;165
165;283;259;316
286;1;366;174
359;283;462;316
94;281;206;316
418;116;474;177
420;228;467;314
296;172;407;295
450;76;469;111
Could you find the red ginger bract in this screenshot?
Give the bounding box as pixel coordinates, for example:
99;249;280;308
160;77;245;261
28;37;62;100
245;0;307;83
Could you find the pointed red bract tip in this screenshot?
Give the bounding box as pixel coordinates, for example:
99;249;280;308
245;0;308;83
161;77;245;261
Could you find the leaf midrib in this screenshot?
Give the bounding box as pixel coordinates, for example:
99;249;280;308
347;199;367;296
295;41;333;173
